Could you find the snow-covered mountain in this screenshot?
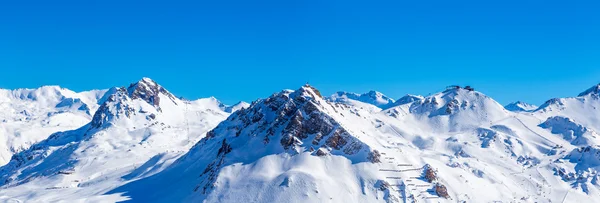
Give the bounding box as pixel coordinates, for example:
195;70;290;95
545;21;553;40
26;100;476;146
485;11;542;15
110;85;600;202
505;101;538;112
330;90;395;109
0;86;108;165
222;101;250;113
393;94;424;106
0;78;236;202
1;82;600;203
535;83;600;132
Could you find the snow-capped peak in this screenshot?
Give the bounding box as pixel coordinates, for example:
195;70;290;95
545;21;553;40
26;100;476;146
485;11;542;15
578;83;600;97
112;84;379;201
399;86;509;131
223;101;250;113
0;78;231;190
410;86;504;116
393;94;424;106
504;101;538;112
126;77;177;108
200;84;372;160
329;90;394;108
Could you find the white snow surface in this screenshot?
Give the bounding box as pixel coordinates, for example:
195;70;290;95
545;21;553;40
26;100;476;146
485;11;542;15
0;86;108;165
1;82;600;203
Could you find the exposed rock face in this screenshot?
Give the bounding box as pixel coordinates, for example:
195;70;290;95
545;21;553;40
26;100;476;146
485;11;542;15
375;180;390;191
91;88;135;128
434;183;450;199
315;148;328;156
421;164;449;199
90;78;178;129
204;85;370;157
423;164;438;183
368;150;381;163
191;85;375;195
126;77;177;110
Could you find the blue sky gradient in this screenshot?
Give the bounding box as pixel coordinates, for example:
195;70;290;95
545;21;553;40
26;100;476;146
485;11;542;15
1;0;599;105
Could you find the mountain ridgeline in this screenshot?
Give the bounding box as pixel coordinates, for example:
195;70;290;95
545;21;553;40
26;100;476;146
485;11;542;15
0;79;600;203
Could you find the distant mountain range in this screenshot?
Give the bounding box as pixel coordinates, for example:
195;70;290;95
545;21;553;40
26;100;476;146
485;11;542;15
1;78;599;202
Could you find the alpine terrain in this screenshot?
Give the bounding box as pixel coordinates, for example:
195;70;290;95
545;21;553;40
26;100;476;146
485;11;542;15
0;79;599;203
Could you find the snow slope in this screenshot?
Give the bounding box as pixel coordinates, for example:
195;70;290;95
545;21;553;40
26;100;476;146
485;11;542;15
111;85;600;203
0;78;232;202
1;83;600;203
0;86;108;165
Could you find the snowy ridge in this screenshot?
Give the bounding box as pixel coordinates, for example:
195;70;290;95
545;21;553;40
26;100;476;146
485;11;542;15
384;87;510;132
330;90;395;109
113;84;598;202
1;82;600;202
539;116;600;146
577;83;600;97
0;78;232;202
0;86;108;165
535;84;600;132
505;101;538;112
393;94;424;106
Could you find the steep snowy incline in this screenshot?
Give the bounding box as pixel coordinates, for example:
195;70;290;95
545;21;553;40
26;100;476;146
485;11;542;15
112;85;397;202
0;86;108;165
535;83;600;132
392;94;424;106
109;85;600;203
0;78;231;202
223;101;250;113
383;87;511;133
2;82;600;202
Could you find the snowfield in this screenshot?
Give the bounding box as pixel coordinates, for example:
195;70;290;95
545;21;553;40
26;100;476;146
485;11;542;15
0;78;599;203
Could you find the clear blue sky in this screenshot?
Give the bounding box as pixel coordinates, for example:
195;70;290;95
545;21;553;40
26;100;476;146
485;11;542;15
1;0;598;105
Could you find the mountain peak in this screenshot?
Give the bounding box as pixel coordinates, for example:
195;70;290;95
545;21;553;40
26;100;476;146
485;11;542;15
126;78;175;107
394;94;424;106
408;86;507;127
504;101;538;112
298;84;323;98
223;101;250;113
329;90;394;108
578;83;600;97
140;77;154;83
366;90;382;97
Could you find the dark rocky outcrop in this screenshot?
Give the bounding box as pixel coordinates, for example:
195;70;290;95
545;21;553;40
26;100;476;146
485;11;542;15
434;183;450;199
368;150;381;163
126;78;177;110
423;164;438;183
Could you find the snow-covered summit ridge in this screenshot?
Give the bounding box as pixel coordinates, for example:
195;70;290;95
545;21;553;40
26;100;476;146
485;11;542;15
197;84;372;160
409;86;506;117
6;81;600;202
578;83;600;97
393;94;424;106
126;77;178;108
330;90;395;108
110;84;382;202
0;77;233;190
505;101;538;112
0;86;110;165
